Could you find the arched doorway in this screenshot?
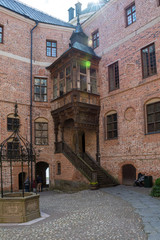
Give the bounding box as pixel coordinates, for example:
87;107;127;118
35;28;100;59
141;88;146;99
122;164;136;185
19;172;26;190
36;162;49;188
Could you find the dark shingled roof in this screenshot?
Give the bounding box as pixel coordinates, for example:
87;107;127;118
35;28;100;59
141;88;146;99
72;41;98;57
0;0;74;28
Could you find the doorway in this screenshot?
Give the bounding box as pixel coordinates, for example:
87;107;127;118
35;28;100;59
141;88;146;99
122;164;136;185
36;162;49;188
19;172;26;190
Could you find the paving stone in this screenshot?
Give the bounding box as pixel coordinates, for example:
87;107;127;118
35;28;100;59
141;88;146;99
0;189;147;240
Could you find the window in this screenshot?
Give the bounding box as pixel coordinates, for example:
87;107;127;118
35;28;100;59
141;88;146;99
106;113;118;139
7;140;19;159
66;66;72;92
147;101;160;133
35;119;48;145
53;75;58;100
92;30;99;49
108;62;119;92
0;25;3;43
80;64;87;91
7;114;20;131
142;43;157;78
90;68;97;94
34;78;47;102
59;71;65;96
46;40;57;57
126;3;136;26
57;162;61;175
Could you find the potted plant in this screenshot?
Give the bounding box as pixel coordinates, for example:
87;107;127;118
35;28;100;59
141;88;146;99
89;181;99;190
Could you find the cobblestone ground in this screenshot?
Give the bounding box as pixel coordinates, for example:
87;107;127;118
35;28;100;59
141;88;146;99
0;190;147;240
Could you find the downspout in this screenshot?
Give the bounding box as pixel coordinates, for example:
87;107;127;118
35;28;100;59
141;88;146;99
30;21;38;188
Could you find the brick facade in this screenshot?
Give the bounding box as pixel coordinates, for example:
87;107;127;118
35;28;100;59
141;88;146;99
0;0;160;191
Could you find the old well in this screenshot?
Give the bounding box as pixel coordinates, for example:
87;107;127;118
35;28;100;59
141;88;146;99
0;104;40;223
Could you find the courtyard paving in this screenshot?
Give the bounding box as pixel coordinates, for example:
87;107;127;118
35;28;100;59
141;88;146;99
0;185;159;240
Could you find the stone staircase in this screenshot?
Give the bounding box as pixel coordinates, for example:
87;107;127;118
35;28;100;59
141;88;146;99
55;142;118;187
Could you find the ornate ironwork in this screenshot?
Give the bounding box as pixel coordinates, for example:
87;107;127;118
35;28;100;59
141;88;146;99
0;104;36;198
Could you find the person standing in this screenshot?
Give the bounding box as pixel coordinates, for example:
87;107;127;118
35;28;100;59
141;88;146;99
37;175;42;192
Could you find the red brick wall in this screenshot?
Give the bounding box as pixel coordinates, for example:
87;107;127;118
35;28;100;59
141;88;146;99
83;0;160;183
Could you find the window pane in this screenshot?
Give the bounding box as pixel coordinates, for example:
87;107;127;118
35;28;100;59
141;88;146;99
155;112;160;122
47;41;51;47
142;44;156;78
127;8;131;15
35;123;48;145
107;113;117;139
109;62;119;91
90;68;96;77
132;5;136;11
34;86;40;94
41;79;47;86
66;66;71;76
127;15;132;25
80;64;86;74
52;42;56;47
132;12;136;22
0;27;2;33
47;48;51;56
155;122;160;131
52;48;56;57
155;102;160;112
35;79;40;85
60;71;64;79
147;114;154;123
80;75;87;91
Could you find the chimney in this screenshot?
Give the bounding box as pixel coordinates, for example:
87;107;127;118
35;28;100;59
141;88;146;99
75;2;82;16
68;7;74;21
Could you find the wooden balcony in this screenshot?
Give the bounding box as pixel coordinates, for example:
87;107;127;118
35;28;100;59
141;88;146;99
51;89;100;112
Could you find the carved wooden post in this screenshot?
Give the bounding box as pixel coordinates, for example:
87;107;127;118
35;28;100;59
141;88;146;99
61;125;64;151
75;126;79;154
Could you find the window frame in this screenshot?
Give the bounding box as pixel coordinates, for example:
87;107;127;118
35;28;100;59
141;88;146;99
92;29;99;49
34;78;47;102
125;2;136;27
108;61;119;92
105;112;118;140
141;43;157;79
7;115;20;132
46;40;57;57
35;121;48;145
57;162;61;175
0;25;3;44
146;101;160;134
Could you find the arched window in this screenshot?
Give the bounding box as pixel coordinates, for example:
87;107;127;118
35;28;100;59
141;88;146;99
105;110;118;140
35;118;48;145
7;113;20;131
146;98;160;134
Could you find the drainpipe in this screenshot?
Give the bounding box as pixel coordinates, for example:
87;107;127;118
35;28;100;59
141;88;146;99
30;21;38;188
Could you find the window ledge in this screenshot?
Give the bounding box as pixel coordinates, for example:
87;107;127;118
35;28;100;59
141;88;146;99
145;131;160;135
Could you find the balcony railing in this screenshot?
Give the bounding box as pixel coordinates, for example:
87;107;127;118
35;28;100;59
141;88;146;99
51;90;100;112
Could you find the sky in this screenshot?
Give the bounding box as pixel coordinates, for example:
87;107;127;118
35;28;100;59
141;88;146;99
18;0;96;22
